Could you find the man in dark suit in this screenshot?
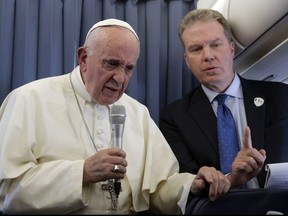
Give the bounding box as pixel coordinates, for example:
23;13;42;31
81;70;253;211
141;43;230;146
160;9;288;189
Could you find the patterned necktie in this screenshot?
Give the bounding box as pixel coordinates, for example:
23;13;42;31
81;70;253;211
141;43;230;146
216;94;240;174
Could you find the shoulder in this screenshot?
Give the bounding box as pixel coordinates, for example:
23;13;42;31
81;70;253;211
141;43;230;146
161;87;202;113
2;74;69;104
240;76;287;88
12;74;68;92
240;77;288;94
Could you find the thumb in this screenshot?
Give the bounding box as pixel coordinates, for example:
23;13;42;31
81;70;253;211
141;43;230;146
259;149;267;159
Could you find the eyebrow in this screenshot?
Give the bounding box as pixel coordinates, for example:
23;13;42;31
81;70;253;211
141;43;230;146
188;38;222;48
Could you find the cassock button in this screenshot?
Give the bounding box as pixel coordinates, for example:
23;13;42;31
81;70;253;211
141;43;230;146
97;129;104;135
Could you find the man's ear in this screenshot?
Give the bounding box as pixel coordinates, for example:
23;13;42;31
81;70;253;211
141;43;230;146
184;52;191;70
77;47;88;70
230;41;235;57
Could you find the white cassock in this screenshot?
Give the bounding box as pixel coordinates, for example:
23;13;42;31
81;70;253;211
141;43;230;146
0;66;195;214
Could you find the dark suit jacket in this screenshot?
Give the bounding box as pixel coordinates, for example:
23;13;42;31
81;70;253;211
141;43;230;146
159;76;288;187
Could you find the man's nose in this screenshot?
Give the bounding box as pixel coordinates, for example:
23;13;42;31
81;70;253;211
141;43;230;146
113;68;126;83
203;47;215;62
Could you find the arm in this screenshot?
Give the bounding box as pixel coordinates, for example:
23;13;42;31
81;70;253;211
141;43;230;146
0;93;85;214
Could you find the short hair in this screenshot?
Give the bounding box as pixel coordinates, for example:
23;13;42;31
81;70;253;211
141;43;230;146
178;9;232;47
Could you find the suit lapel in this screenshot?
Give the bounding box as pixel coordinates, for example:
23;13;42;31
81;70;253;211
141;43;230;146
241;78;266;150
188;88;219;154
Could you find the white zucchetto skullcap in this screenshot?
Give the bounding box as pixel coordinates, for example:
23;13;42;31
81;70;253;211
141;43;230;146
85;18;139;43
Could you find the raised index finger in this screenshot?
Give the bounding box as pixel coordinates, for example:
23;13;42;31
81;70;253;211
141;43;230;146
242;126;252;149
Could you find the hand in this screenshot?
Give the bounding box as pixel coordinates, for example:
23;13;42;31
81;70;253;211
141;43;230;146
190;166;231;201
82;148;127;186
227;126;266;188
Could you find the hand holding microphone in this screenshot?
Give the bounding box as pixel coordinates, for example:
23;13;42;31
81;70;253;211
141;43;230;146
110;105;126;197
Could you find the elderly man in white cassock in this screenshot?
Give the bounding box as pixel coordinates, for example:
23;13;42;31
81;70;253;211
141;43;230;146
0;19;232;214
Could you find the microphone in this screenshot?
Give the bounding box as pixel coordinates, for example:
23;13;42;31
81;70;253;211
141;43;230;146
110;105;126;198
110;105;126;149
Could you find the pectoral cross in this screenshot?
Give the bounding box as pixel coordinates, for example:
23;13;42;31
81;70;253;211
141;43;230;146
101;179;118;210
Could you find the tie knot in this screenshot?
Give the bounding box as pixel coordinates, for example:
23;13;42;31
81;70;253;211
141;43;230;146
216;94;228;105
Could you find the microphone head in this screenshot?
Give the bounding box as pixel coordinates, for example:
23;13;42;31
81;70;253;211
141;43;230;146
110;105;126;124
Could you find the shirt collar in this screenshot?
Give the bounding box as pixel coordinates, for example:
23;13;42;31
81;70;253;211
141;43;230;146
70;66;94;103
202;72;243;103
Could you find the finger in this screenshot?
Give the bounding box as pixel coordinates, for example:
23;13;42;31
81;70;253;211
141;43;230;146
208;175;229;201
206;171;220;201
195;166;213;181
191;167;214;195
110;148;127;158
112;164;121;173
208;183;218;201
111;164;126;180
242;126;252;149
191;178;208;196
215;173;231;196
222;179;231;195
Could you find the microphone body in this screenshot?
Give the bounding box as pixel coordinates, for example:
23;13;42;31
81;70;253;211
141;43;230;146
111;123;125;149
110;105;126;198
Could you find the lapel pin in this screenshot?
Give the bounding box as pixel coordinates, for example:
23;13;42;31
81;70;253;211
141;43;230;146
254;97;264;107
